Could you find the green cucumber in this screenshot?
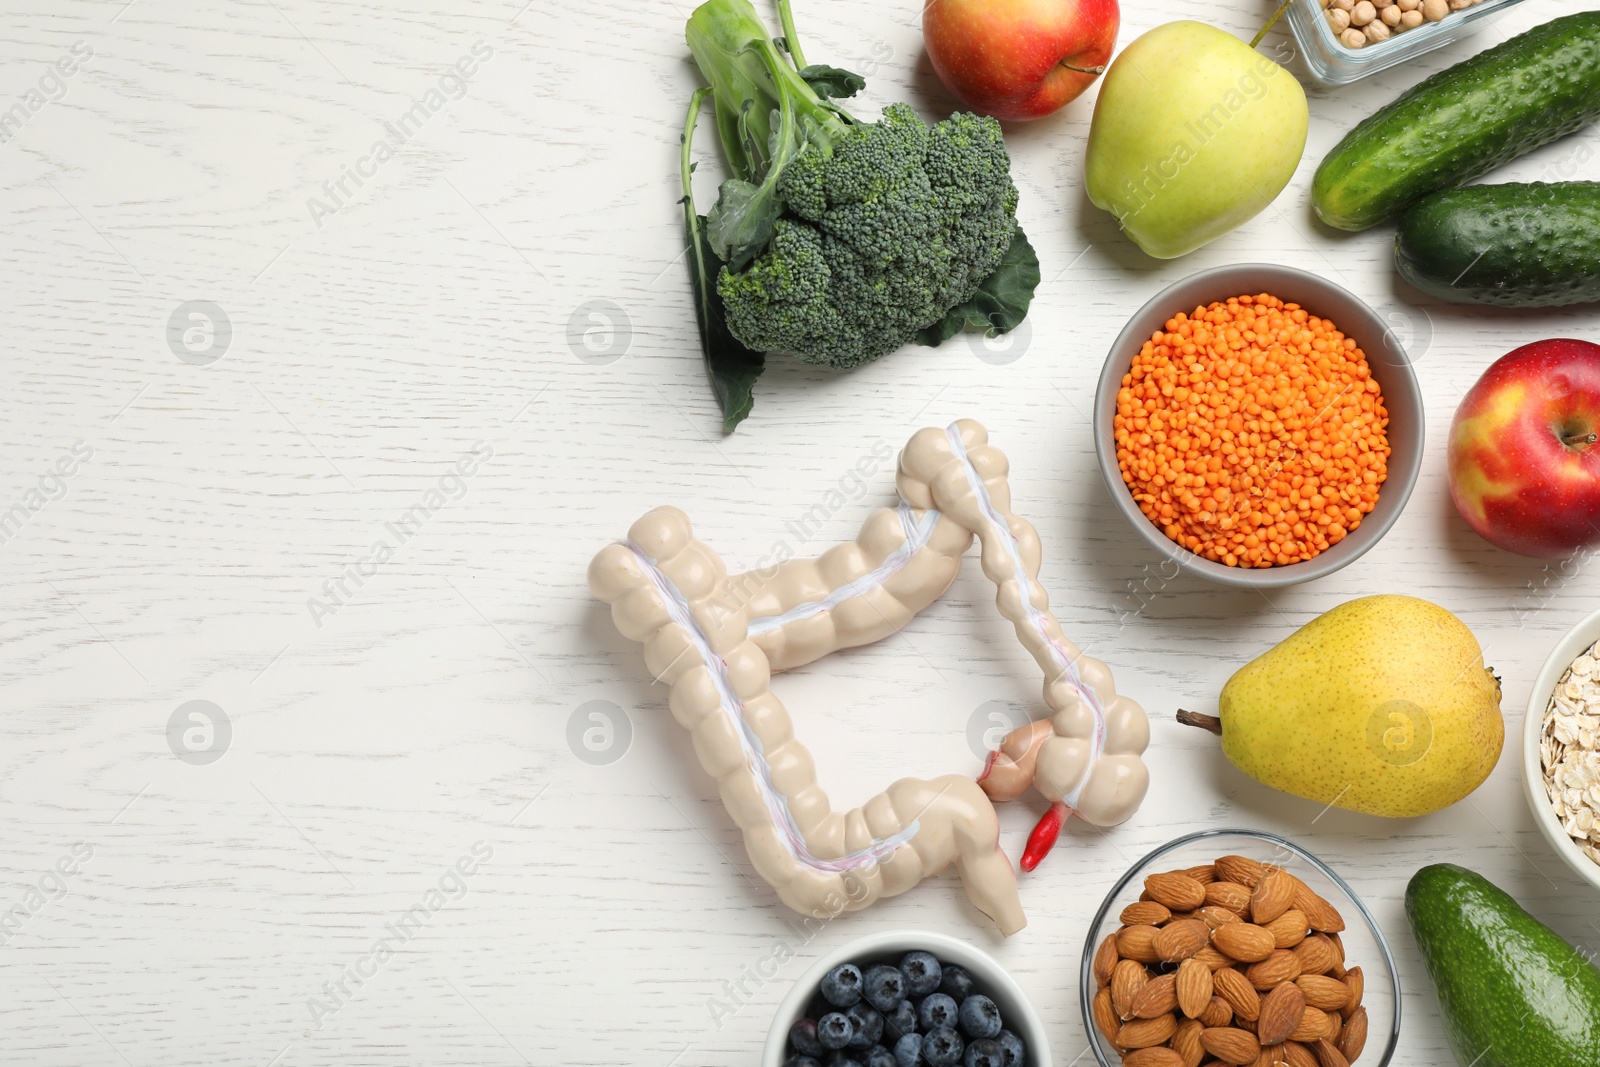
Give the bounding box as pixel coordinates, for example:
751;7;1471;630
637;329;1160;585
1395;182;1600;307
1313;12;1600;231
1407;864;1600;1067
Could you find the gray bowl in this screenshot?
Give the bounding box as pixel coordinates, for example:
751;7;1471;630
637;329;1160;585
1092;264;1423;589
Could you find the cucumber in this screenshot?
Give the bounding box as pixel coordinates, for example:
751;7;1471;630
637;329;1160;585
1407;864;1600;1067
1395;182;1600;307
1313;12;1600;231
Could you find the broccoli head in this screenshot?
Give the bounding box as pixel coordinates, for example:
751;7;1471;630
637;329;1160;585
717;105;1020;368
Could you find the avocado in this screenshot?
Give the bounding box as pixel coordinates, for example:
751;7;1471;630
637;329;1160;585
1406;864;1600;1067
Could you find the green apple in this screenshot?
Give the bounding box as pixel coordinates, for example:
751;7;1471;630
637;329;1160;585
1085;21;1308;259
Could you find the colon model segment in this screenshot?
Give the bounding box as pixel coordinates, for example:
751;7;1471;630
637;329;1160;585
587;420;1150;936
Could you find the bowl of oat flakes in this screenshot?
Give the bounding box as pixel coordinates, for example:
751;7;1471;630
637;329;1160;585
1525;609;1600;893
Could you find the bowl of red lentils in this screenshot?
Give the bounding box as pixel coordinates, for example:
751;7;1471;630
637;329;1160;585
1093;264;1423;589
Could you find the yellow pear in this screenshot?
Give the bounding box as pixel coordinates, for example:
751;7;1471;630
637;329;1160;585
1181;595;1503;818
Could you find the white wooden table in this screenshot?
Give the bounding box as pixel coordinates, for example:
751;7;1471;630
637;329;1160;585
2;0;1597;1063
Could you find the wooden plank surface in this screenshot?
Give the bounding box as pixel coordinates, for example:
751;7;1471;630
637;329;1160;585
1;0;1598;1062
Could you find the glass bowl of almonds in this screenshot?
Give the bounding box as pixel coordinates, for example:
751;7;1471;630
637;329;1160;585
1286;0;1529;84
1522;609;1600;895
1079;829;1400;1067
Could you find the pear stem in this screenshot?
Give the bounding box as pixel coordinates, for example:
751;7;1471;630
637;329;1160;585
1176;709;1224;736
1250;0;1294;49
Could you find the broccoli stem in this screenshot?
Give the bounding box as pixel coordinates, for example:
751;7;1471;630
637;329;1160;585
681;87;711;210
685;0;849;183
776;0;807;69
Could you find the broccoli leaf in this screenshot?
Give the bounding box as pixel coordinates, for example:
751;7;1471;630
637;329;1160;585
797;64;865;100
684;92;767;433
705;177;781;270
915;225;1041;347
687;208;766;432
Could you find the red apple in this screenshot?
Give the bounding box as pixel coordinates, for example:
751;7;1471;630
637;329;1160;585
1449;338;1600;558
924;0;1118;122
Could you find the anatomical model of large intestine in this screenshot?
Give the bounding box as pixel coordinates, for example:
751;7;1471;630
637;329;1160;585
587;421;1150;935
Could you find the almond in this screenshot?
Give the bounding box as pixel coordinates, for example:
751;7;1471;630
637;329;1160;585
1337;1006;1367;1062
1313;1037;1349;1067
1340;966;1364;1018
1157;919;1213;962
1194;945;1238;971
1173;1017;1206;1067
1124;1049;1186;1067
1283;1042;1320;1067
1264;910;1309;949
1131;973;1179;1019
1186;863;1219;885
1296;975;1350;1012
1293;883;1346;933
1216;855;1267;887
1256;981;1306;1046
1213;967;1261;1022
1120;924;1163;965
1200;995;1234;1028
1092;986;1119;1044
1199;1027;1261;1065
1199;905;1244;931
1205;880;1254;914
1250;871;1295;925
1112;958;1149;1019
1292;935;1337;977
1177;958;1215;1019
1246;950;1302;990
1117;1013;1178;1050
1147;871;1209;911
1324;1009;1342;1045
1254;1043;1289;1067
1094;933;1120;986
1213;923;1277;963
1290;1006;1331;1043
1122;900;1174;926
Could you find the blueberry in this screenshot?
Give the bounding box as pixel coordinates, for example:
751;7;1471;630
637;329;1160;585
864;963;906;1011
994;1030;1024;1067
791;1018;826;1058
785;1058;822;1067
939;965;975;1003
894;1032;925;1067
822;964;865;1008
884;1000;917;1040
865;1047;898;1067
899;951;943;999
958;995;1001;1040
917;992;959;1031
963;1038;1003;1067
826;1055;864;1067
819;1012;853;1050
921;1026;964;1067
845;1001;884;1048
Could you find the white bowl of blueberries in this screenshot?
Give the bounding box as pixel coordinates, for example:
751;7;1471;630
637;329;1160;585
763;931;1049;1067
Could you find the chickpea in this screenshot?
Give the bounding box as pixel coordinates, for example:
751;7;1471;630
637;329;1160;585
1400;8;1424;26
1350;1;1376;25
1365;18;1391;40
1332;0;1356;12
1341;25;1368;46
1397;0;1420;11
1374;0;1396;8
1423;0;1448;20
1327;7;1352;30
1381;5;1403;26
